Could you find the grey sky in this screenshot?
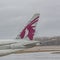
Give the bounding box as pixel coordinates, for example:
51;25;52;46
0;0;60;38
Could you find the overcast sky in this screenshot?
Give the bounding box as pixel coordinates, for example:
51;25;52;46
0;0;60;39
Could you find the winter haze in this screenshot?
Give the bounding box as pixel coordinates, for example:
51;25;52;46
0;0;60;39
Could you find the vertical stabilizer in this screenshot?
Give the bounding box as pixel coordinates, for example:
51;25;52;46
16;13;40;40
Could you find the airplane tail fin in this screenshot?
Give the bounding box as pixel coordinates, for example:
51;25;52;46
16;13;40;40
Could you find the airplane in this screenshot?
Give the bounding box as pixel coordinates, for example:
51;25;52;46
0;13;40;56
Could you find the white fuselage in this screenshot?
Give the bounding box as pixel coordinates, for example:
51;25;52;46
0;39;38;56
0;39;37;49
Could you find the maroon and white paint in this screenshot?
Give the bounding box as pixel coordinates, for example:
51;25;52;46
20;16;39;40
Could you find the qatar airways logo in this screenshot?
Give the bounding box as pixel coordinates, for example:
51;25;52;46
20;16;39;40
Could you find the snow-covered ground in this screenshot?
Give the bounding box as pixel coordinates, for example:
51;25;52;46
0;52;60;60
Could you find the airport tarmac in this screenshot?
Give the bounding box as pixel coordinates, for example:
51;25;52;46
0;52;60;60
